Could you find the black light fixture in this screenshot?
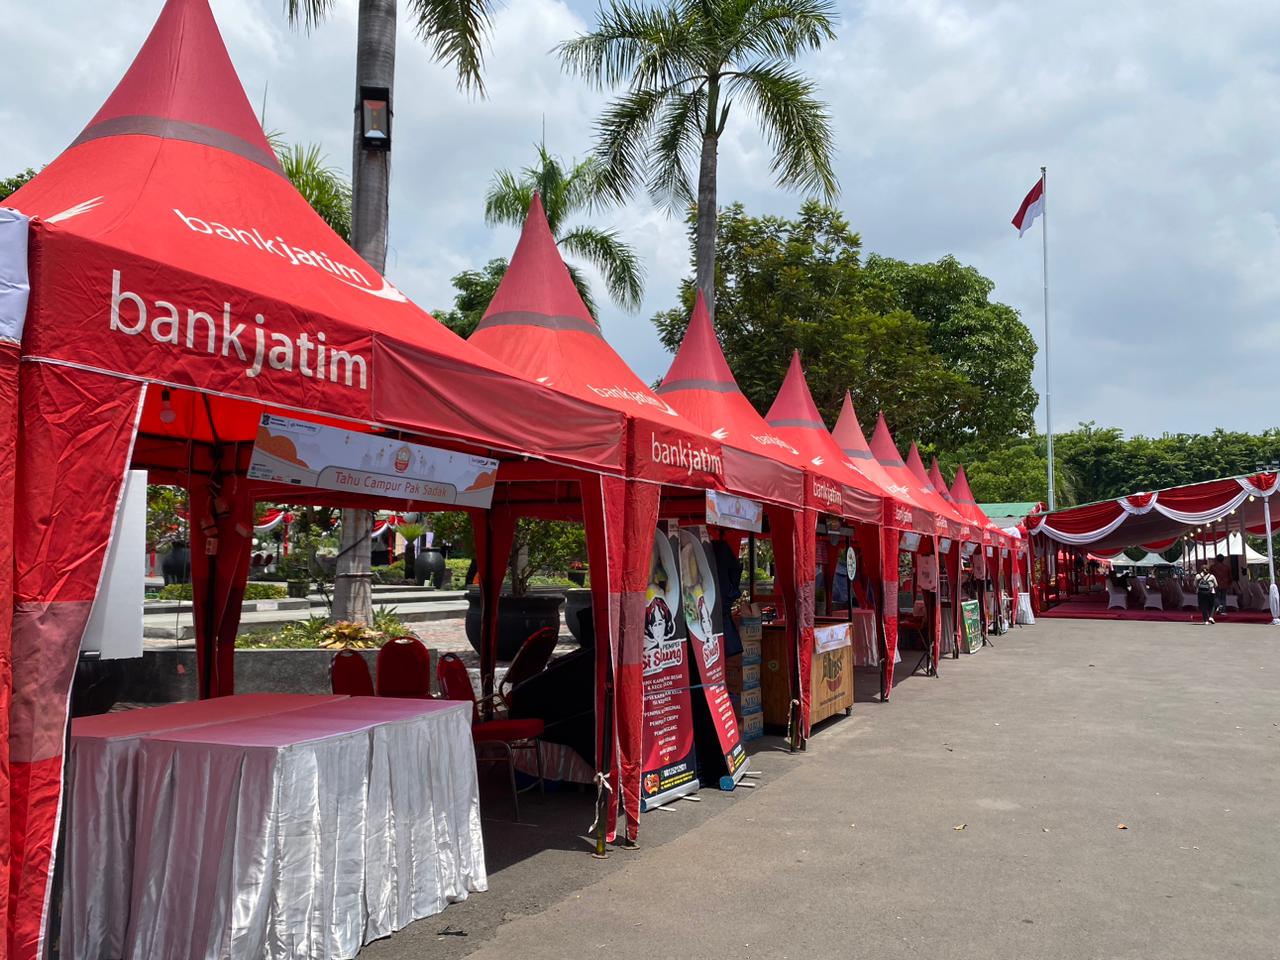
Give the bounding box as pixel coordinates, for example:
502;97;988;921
358;86;391;151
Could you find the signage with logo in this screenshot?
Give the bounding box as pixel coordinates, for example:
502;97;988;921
917;553;938;591
677;527;748;787
640;528;699;809
705;490;763;533
900;531;922;553
248;414;499;508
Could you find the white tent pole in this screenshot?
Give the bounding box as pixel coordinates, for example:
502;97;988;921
1264;496;1279;625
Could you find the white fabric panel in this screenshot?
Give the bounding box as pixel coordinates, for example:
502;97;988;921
64;696;485;960
1119;495;1157;514
1029;509;1129;545
0;207;30;343
1151;488;1249;525
1016;594;1036;624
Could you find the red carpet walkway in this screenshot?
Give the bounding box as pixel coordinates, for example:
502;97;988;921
1040;593;1274;623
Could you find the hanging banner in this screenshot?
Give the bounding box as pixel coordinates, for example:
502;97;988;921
705;490;763;533
677;527;748;788
249;414;499;507
917;553;938;591
640;528;699;809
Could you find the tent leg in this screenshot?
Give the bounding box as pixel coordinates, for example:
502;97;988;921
1265;497;1279;625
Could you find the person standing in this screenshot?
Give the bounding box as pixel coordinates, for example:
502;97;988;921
1196;565;1219;624
1211;553;1232;616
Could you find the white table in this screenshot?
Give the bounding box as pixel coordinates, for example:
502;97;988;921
63;695;485;960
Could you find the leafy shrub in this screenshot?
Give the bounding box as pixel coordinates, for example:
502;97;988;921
372;606;407;636
156;582;287;601
237;615;389;650
371;564;413;585
446;557;472;585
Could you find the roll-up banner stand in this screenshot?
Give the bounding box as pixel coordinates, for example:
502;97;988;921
640;525;700;810
678;526;749;790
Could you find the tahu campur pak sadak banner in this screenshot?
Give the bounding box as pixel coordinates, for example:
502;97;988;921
640;527;700;808
677;526;748;787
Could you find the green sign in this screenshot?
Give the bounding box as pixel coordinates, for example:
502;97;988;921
961;600;983;654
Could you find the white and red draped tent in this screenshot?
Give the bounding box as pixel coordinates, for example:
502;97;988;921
0;0;638;951
1026;472;1280;619
467;196;730;841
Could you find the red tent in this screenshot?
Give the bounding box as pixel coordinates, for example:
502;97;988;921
762;355;925;703
949;465;1020;629
0;0;632;950
468;198;735;839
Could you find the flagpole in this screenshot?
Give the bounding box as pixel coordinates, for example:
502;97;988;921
1041;165;1055;511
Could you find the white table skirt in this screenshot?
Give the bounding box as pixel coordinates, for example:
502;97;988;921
63;696;485;960
1016;593;1036;624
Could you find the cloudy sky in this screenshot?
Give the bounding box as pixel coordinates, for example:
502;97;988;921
5;0;1280;438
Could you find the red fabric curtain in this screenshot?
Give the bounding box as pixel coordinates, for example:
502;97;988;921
879;527;901;700
190;466;255;698
766;507;816;740
470;508;517;708
0;342;18;936
8;363;142;958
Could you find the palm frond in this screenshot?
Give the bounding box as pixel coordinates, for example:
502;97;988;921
728;59;838;199
725;0;837;61
593;87;669;203
283;0;336;32
484;168;535;228
557;0;704;90
276;141;353;241
559;225;646;312
564;263;601;319
645;88;704;211
409;0;494;94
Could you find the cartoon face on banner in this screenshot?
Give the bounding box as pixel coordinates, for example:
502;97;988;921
677;528;719;668
643;530;683;675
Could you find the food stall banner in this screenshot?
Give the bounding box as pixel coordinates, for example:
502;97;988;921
640;527;700;808
961;600;983;654
705;489;764;533
249;414;499;508
677;527;748;786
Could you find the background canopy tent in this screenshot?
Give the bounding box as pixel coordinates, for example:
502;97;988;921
830;394;932;534
0;0;633;952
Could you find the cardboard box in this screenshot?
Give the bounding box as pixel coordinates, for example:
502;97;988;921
737;685;762;711
725;654;744;693
740;637;762;665
739;707;764;741
739;662;761;689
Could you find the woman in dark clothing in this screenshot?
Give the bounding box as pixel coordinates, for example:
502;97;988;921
1195;567;1218;624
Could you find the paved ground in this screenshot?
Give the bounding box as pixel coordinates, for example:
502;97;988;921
364;617;1280;960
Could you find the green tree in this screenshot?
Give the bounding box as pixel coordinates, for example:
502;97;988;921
653;202;1028;450
434;259;507;337
272;139;352;241
559;0;839;318
287;0;495;626
865;254;1037;444
485;144;643;315
0;169;37;202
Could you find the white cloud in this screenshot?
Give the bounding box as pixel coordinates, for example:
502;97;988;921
4;0;1280;437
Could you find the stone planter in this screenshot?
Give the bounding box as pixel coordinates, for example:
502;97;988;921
160;544;191;585
414;547;447;589
464;586;564;662
564;588;593;645
286;579;310;599
567;569;586;587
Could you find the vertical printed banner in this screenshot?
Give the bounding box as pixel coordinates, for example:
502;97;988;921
640;527;699;809
677;527;748;787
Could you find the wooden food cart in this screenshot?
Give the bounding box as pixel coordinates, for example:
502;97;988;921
761;619;854;730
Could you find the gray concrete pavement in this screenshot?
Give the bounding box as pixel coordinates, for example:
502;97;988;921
366;618;1280;960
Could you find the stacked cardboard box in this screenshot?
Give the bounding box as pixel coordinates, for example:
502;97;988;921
731;604;764;740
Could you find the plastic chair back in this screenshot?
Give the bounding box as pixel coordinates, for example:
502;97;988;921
499;626;559;704
375;636;432;698
331;650;374;697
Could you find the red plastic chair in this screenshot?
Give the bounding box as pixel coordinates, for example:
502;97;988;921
375;636;432;698
437;652;544;820
330;650;374;697
497;626;560;709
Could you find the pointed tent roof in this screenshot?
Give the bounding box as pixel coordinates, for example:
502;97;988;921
469;195;723;487
656;292;804;507
3;0;624;470
831;393;930;518
905;441;977;539
866;413;960;536
950;465;1008;544
761;353;883;524
929;456;958;505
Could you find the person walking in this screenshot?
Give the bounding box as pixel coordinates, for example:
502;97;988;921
1195;565;1218;624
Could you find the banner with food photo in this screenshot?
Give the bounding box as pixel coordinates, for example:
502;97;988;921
640;526;700;809
677;526;748;787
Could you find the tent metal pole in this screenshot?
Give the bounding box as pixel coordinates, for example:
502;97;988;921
1264;497;1279;625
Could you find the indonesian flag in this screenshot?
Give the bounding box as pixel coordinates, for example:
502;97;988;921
1012;176;1044;236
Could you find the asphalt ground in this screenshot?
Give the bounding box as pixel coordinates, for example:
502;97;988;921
363;617;1280;960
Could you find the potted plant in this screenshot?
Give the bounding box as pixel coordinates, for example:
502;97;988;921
465;518;582;660
396;521;425;582
148;485;191;585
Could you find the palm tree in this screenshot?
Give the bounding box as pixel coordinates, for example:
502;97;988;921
285;0;494;625
558;0;840;319
485;144;644;315
271;137;352;241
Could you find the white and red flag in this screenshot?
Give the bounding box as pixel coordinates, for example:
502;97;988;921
1011;176;1045;236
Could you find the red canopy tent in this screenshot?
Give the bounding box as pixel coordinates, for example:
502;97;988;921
763;355;925;703
655;294;818;740
0;0;635;950
467;197;730;839
948;465;1021;631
